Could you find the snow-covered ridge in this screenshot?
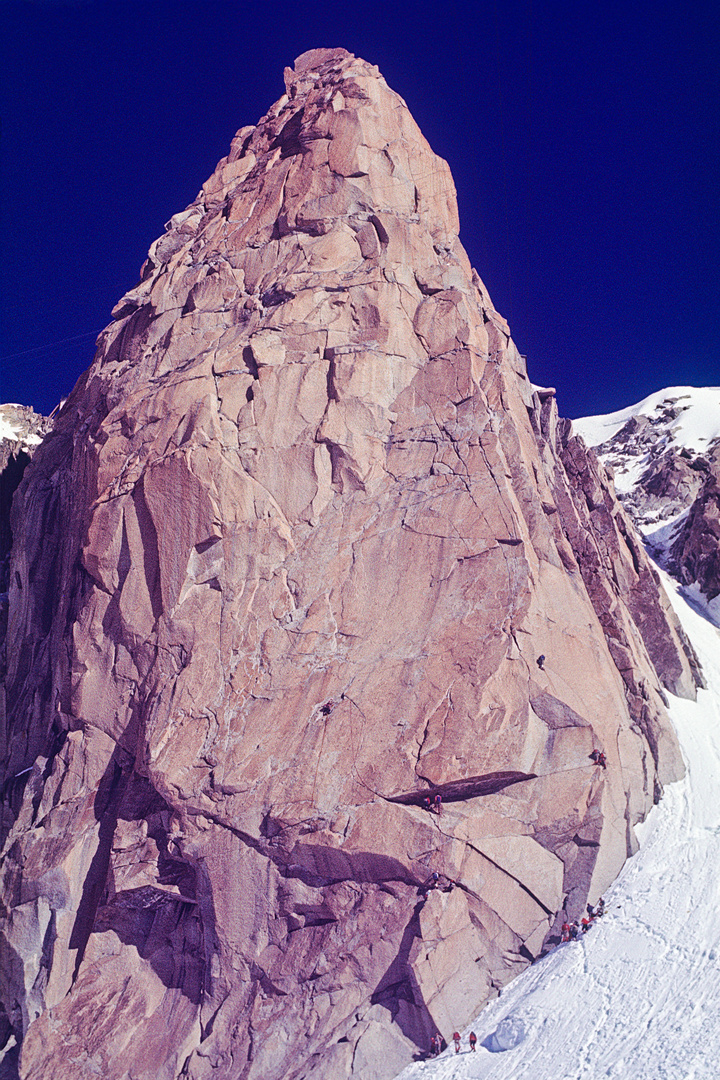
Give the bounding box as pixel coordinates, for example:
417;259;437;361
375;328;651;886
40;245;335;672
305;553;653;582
574;385;720;455
573;386;720;503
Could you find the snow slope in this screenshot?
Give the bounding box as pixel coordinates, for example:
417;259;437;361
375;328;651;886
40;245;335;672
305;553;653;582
395;571;720;1080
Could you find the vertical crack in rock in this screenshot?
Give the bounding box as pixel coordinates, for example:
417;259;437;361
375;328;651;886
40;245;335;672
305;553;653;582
0;46;699;1080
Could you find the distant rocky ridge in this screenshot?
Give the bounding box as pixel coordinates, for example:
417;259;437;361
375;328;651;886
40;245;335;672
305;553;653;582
575;387;720;624
0;50;700;1080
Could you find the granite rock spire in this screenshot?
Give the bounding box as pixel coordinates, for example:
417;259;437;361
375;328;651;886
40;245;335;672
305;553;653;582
0;48;697;1080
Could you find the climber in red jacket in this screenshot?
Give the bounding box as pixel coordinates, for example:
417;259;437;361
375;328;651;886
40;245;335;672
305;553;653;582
453;1031;461;1054
469;1031;477;1051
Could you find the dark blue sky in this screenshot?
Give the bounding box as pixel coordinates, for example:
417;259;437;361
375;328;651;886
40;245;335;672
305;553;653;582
2;0;718;419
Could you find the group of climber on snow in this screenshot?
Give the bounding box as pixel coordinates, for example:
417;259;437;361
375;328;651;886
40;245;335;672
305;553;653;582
429;1030;477;1057
561;897;606;942
425;898;607;1061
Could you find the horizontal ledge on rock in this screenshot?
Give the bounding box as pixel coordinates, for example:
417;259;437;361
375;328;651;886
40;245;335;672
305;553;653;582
532;385;556;400
387;771;536;806
102;885;199;909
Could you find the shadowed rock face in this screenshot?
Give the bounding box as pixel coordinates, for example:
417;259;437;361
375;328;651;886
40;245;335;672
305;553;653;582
0;48;698;1080
0;406;52;596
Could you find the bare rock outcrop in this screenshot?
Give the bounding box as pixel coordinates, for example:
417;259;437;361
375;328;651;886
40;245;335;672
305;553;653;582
0;49;698;1080
671;446;720;603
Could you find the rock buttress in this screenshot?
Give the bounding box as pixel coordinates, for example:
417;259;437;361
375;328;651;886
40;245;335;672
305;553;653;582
0;48;696;1080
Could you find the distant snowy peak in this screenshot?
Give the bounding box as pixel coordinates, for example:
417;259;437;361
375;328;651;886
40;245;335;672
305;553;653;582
574;387;720;623
575;386;720;457
0;403;51;458
574;386;720;503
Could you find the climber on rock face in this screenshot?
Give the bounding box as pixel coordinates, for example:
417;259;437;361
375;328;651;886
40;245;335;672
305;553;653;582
434;793;443;815
590;749;607;768
469;1031;477;1052
429;1034;438;1057
420;871;441;895
536;654;546;670
453;1031;461;1054
561;921;572;942
422;796;432;812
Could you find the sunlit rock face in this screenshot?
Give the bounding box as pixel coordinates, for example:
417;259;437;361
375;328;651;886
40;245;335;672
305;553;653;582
0;48;697;1080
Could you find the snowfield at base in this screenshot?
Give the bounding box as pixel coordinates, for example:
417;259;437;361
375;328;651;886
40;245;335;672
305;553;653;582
394;568;720;1080
573;386;720;453
679;583;720;635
